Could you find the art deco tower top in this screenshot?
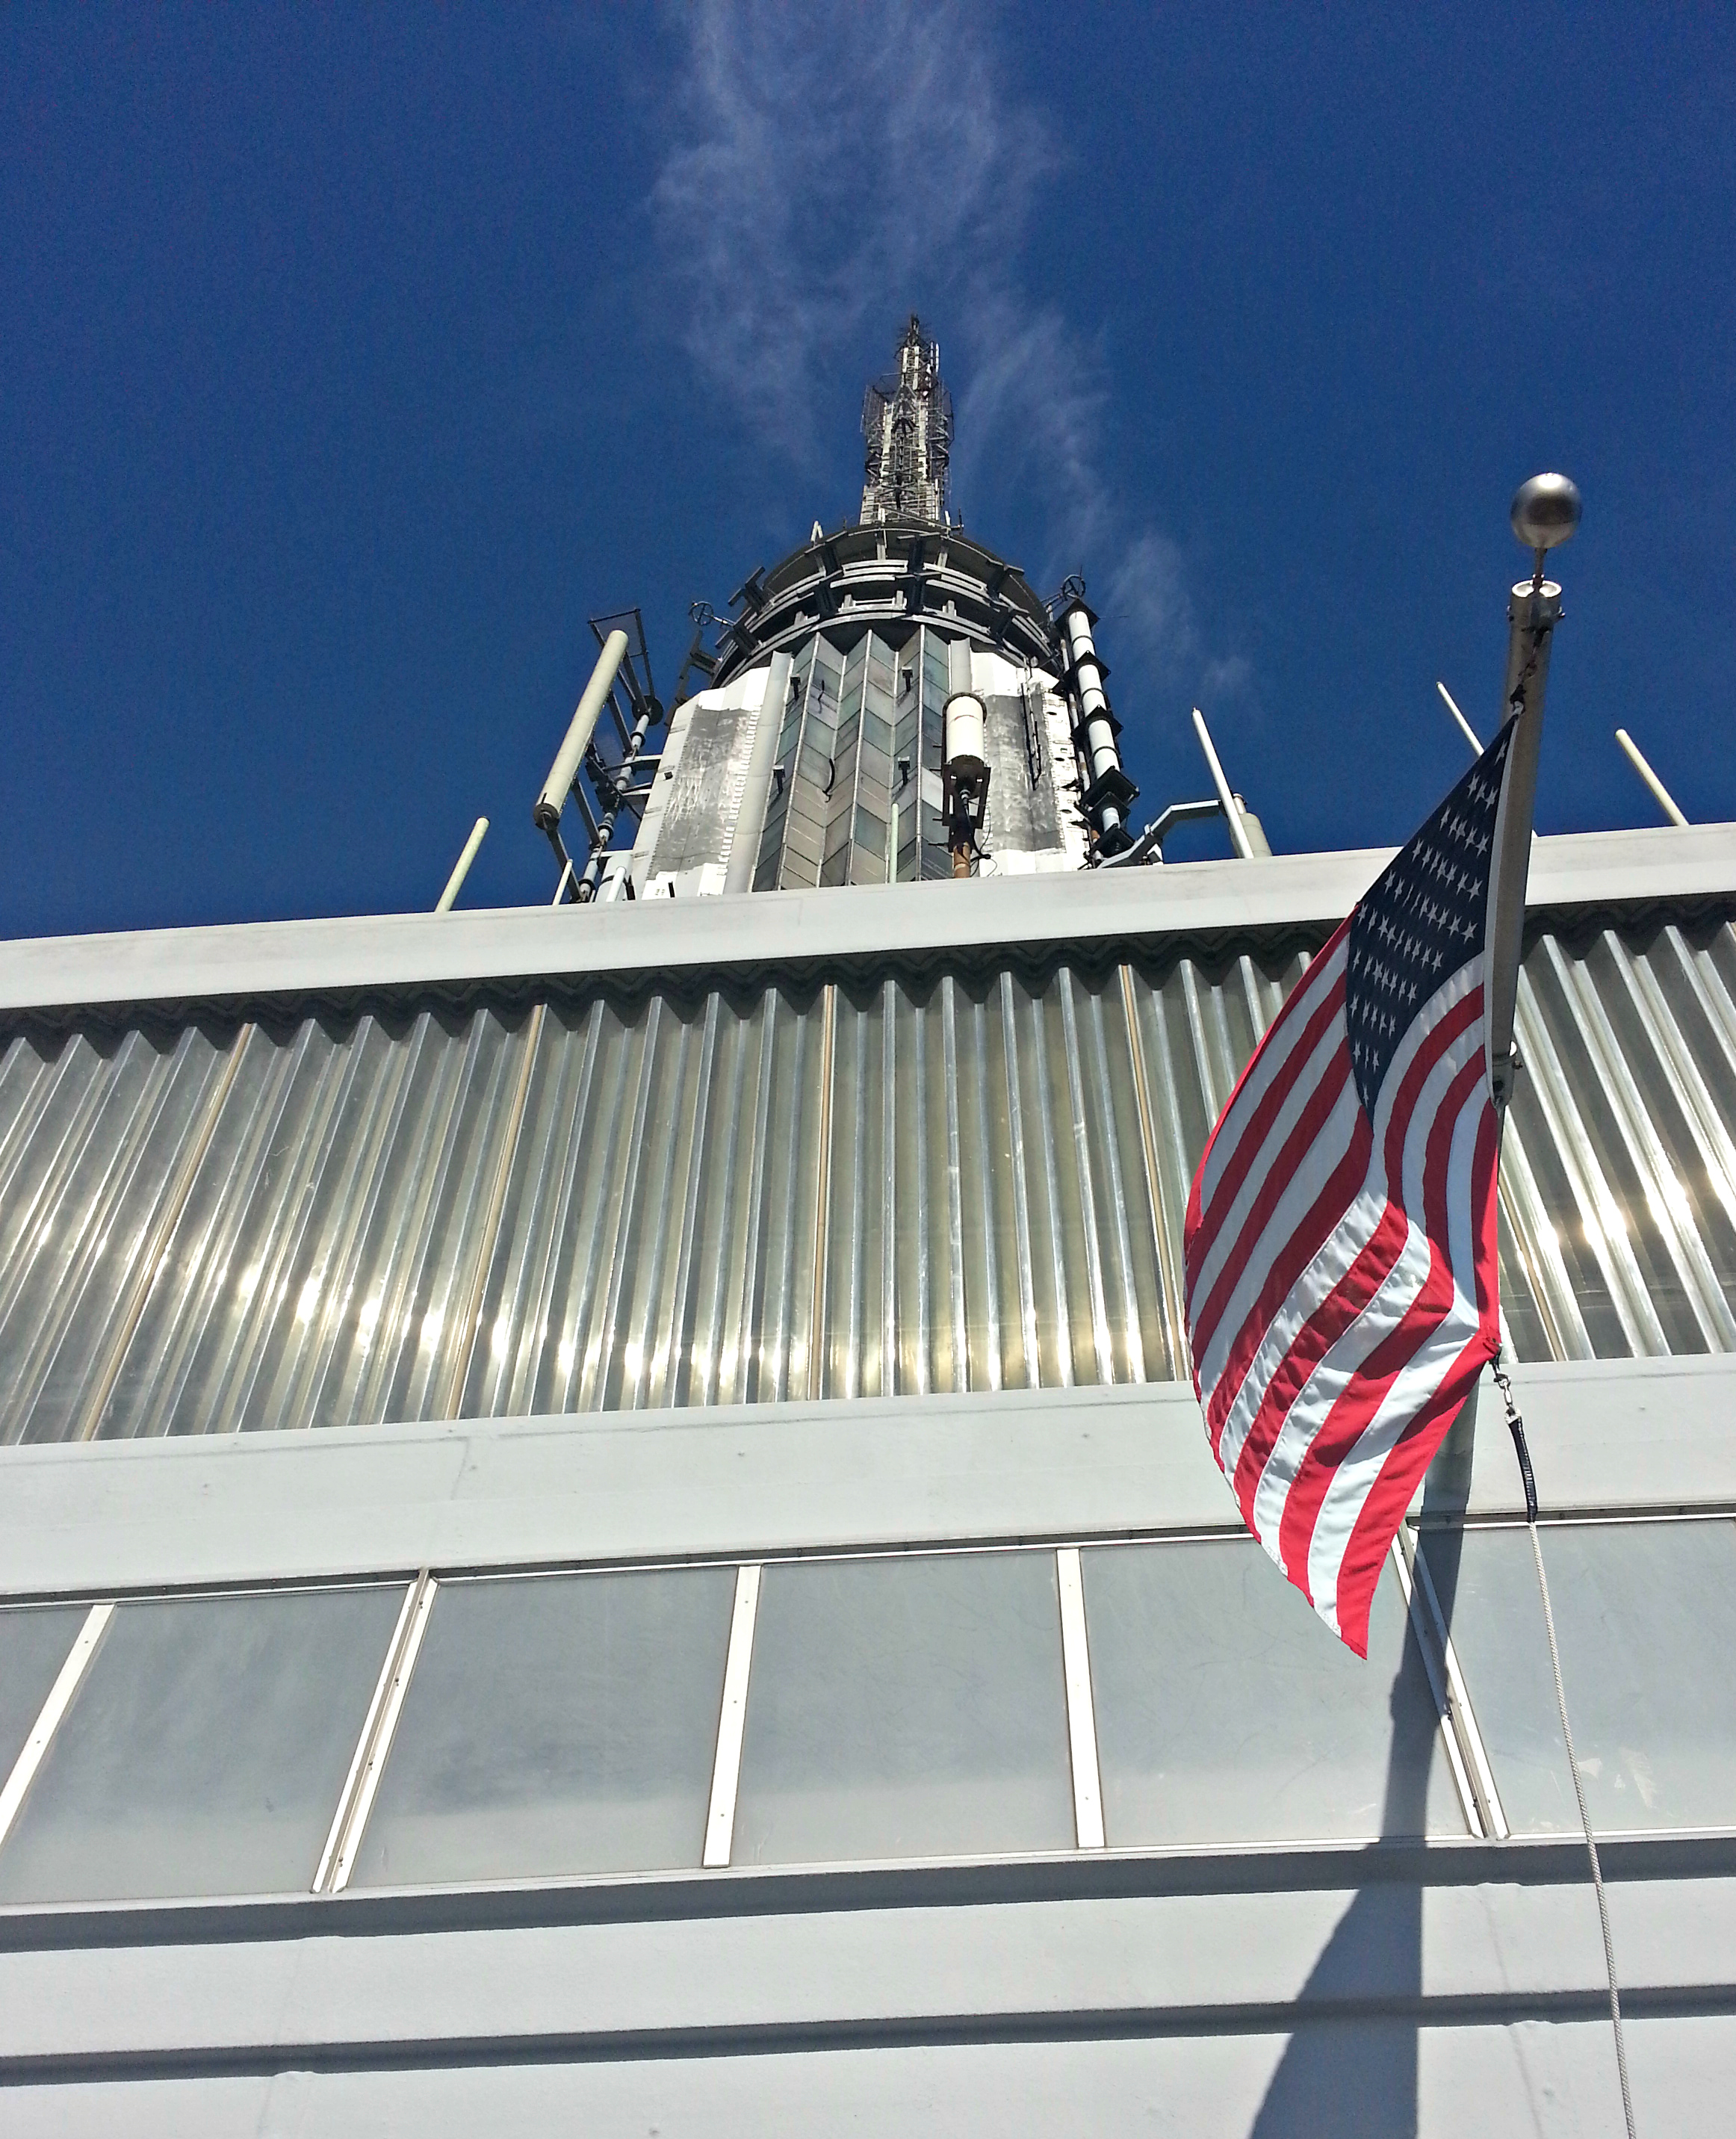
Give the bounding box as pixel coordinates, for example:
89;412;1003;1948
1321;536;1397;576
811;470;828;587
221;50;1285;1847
859;315;953;527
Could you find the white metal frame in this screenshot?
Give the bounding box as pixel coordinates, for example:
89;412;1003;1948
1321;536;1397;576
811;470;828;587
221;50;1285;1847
0;1602;112;1855
1055;1547;1105;1849
703;1562;761;1868
314;1571;438;1895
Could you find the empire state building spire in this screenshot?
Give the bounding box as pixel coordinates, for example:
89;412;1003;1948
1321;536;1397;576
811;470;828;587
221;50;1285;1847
859;315;953;527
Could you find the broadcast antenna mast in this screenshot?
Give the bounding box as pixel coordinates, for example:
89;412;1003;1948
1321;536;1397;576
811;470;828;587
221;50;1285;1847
860;316;953;526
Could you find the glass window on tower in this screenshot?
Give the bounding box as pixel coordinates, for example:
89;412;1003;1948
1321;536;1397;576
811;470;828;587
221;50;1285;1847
349;1567;736;1886
731;1550;1076;1866
0;1585;404;1904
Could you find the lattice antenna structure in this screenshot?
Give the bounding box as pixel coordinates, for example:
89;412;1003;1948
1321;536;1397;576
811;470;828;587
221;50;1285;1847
860;315;953;527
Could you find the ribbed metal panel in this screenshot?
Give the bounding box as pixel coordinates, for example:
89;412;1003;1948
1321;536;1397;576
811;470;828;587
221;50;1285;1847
1;917;1732;1442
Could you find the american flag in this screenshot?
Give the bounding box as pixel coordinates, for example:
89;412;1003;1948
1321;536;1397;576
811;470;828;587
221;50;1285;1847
1183;725;1515;1654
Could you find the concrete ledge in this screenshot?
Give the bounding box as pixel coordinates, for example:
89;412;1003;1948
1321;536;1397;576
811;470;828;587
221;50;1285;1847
0;1867;1729;2082
1;1357;1732;1599
1;823;1731;1022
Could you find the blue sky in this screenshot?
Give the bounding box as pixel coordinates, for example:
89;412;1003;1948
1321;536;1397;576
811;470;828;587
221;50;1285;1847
4;4;1732;935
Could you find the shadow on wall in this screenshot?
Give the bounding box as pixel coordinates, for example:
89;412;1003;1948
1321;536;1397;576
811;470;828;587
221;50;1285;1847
1250;1399;1477;2138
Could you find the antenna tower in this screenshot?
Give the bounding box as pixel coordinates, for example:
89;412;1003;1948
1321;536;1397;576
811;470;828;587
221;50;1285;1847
860;315;952;526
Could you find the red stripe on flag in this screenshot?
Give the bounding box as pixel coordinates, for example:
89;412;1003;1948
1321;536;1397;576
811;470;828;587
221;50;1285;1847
1200;1101;1371;1449
1189;1041;1356;1378
1185;964;1349;1285
1204;982;1484;1452
1334;1322;1495;1658
1185;915;1352;1245
1229;1195;1409;1521
1276;1045;1493;1635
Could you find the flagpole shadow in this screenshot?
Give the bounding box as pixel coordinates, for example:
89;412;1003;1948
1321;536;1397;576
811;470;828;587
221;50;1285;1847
1247;1391;1477;2138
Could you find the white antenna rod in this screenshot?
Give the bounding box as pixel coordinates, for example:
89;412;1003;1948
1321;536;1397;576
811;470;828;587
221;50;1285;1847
1191;708;1256;861
434;816;489;913
534;628;630;832
1614;727;1690;827
1436;680;1483;757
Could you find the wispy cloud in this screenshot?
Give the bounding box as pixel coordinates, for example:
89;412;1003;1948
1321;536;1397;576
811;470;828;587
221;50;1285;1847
649;0;1247;708
651;4;1036;460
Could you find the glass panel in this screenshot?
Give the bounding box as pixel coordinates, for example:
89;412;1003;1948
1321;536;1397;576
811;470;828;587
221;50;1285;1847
350;1567;734;1887
0;1604;86;1782
0;1585;403;1902
732;1551;1074;1865
1083;1540;1463;1845
1442;1519;1736;1834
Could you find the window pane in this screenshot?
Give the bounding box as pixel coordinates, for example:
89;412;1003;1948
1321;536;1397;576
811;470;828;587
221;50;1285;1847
733;1552;1074;1865
1442;1519;1736;1834
350;1567;734;1886
0;1585;403;1903
1083;1541;1463;1845
0;1605;86;1783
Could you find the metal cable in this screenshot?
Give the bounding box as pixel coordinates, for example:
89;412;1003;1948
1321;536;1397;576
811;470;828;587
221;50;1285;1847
1493;1358;1638;2139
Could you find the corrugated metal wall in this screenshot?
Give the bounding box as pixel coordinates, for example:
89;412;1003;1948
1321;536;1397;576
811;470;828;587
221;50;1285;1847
1;917;1733;1443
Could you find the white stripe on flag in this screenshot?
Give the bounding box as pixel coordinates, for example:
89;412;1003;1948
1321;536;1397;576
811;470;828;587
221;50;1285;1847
1190;1007;1352;1319
1197;931;1349;1219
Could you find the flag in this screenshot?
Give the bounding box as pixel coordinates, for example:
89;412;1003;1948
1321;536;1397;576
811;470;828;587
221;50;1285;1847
1183;724;1516;1654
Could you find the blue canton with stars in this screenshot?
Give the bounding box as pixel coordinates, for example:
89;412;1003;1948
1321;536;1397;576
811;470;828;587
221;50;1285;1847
1346;720;1514;1119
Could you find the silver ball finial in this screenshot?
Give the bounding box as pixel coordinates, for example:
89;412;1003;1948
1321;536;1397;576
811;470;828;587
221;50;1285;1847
1510;472;1581;552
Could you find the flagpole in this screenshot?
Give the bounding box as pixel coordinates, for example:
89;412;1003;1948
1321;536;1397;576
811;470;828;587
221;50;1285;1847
1484;473;1581;1109
1475;474;1638;2139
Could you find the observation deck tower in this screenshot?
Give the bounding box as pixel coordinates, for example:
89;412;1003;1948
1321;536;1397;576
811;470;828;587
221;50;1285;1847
540;318;1141;904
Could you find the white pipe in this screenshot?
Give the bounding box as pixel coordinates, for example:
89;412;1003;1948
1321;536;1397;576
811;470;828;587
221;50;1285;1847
1060;607;1128;841
1436;680;1483;757
434;816;489;913
1614;727;1690;827
1191;708;1256;860
534;629;630;831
